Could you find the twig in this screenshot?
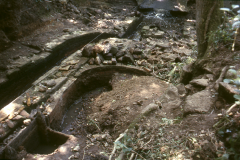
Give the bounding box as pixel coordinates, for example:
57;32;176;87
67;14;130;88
130;149;146;160
129;153;135;160
109;129;128;160
89;119;102;133
82;145;89;160
227;103;239;114
141;135;154;148
232;28;239;51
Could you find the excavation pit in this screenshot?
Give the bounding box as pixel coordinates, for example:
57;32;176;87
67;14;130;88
1;65;172;159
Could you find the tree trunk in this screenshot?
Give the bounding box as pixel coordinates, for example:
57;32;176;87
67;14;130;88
196;0;223;58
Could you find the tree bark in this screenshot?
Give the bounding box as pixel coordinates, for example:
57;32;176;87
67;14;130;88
196;0;223;58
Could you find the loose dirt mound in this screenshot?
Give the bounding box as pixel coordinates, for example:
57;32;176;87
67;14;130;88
58;73;222;159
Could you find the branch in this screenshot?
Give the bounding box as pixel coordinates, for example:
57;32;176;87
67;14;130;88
232;28;239;51
109;129;128;160
227;103;239;114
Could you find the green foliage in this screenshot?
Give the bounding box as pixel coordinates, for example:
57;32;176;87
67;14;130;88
208;25;233;49
223;68;240;104
218;68;240;160
208;5;240;50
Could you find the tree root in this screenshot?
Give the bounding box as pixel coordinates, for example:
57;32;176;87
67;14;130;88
214;66;229;90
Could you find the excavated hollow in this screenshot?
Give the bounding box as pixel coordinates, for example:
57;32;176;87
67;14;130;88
0;65;149;159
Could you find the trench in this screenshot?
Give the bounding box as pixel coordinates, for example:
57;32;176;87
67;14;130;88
1;66;150;159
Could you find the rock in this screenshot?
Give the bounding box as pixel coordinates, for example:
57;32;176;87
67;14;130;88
82;44;94;57
116;50;126;58
0;127;5;135
103;53;113;60
59;0;67;4
23;119;31;125
159;86;182;117
133;49;143;55
135;11;141;17
95;54;102;65
63;28;70;32
161;85;180;101
12;115;24;121
59;65;71;71
88;58;95;65
66;60;79;65
95;9;102;14
225;69;237;79
8;112;18;120
133;54;142;60
42;79;56;87
102;43;112;55
123;51;134;64
180;64;193;84
205;74;214;81
190;79;209;87
30;109;37;118
93;134;108;141
141;103;159;114
103;60;108;65
156;42;170;49
176;83;186;96
112;57;117;65
110;46;118;55
74;152;80;158
185;84;193;92
172;47;192;56
184;90;214;114
218;82;239;103
73;145;80;152
93;44;104;54
161;53;179;62
5;119;14;128
20;110;30;118
37;85;48;92
117;56;123;62
153;30;165;38
142;26;150;30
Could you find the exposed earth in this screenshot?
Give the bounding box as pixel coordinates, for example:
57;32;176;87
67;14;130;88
0;0;240;160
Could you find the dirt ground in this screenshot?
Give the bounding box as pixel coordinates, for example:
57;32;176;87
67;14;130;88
57;73;223;160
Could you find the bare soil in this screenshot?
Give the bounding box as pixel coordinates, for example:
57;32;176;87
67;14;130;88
59;73;223;159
